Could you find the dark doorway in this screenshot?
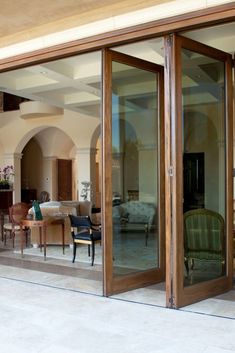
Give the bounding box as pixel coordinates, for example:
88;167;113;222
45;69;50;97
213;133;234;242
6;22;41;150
57;159;72;200
183;152;204;212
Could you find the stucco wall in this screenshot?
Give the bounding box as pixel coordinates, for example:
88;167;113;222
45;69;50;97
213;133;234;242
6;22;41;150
0;108;100;202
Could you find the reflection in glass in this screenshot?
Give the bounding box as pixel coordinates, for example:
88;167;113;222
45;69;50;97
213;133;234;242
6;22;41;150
112;61;159;276
182;49;226;286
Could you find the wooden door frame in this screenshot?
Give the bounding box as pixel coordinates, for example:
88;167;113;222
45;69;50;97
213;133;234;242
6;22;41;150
102;48;165;296
165;34;233;308
0;4;233;302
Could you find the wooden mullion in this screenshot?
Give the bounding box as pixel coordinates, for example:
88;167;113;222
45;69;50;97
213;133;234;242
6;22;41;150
102;48;113;296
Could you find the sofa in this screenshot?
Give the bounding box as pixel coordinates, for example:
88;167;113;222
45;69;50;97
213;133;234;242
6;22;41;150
28;200;92;247
113;201;156;245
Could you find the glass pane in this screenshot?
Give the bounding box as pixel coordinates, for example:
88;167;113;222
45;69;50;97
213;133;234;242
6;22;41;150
112;61;159;276
182;49;226;286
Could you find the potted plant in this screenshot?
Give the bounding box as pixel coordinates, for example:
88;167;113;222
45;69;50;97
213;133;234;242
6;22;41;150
0;179;10;189
0;165;14;189
80;181;92;201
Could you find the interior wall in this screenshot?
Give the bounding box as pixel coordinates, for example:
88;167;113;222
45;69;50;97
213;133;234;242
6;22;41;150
121;110;157;203
0;109;100;202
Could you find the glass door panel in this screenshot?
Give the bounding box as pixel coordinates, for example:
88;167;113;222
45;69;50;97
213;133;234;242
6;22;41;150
112;61;159;275
168;35;233;308
182;49;226;286
103;49;165;295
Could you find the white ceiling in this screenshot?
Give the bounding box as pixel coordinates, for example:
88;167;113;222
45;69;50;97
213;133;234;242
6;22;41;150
0;0;169;47
0;51;102;117
182;22;235;54
0;21;234;118
115;22;235;60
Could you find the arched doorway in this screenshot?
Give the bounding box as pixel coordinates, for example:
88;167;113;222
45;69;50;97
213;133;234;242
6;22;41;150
21;127;75;202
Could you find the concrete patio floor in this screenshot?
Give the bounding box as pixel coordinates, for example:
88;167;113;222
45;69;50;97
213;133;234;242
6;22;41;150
0;276;235;353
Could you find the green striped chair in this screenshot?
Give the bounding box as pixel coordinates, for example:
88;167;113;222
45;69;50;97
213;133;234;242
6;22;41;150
184;208;225;276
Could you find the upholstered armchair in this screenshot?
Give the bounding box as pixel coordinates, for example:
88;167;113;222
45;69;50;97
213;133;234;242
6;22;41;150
184;208;226;276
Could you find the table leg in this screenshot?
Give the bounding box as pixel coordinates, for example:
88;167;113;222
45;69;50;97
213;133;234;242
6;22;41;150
39;227;42;252
20;224;23;257
43;225;47;260
0;211;4;242
62;222;65;254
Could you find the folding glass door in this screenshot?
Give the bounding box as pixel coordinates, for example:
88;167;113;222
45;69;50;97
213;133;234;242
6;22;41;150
103;49;165;295
165;34;233;308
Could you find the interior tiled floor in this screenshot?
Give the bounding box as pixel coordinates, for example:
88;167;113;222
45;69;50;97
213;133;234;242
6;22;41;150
0;231;103;295
0;229;235;320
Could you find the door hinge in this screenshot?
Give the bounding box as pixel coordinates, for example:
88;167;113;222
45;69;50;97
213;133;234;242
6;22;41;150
169;295;176;307
168;166;174;177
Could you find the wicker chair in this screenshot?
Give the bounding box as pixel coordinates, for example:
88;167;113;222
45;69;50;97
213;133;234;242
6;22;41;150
39;191;50;203
184;208;226;276
3;202;30;247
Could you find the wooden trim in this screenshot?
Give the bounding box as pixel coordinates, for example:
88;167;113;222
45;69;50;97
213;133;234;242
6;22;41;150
172;34;233;308
164;35;173;308
0;4;235;72
112;269;164;294
180;277;231;307
172;33;184;308
102;49;165;296
178;34;231;61
74;239;91;245
102;48;113;296
225;55;233;284
158;65;165;276
164;33;183;308
107;49;164;73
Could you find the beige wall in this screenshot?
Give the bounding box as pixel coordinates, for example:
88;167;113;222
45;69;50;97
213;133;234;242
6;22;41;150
0;109;100;202
112;108;158;203
0;110;99;154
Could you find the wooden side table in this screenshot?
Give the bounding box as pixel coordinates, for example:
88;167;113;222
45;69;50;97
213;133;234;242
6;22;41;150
20;217;65;260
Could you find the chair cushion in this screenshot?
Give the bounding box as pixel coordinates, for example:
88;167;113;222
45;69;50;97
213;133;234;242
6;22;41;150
4;223;19;230
128;214;148;224
74;230;101;241
117;201;156;226
3;223;27;231
74;231;91;241
184;208;225;263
